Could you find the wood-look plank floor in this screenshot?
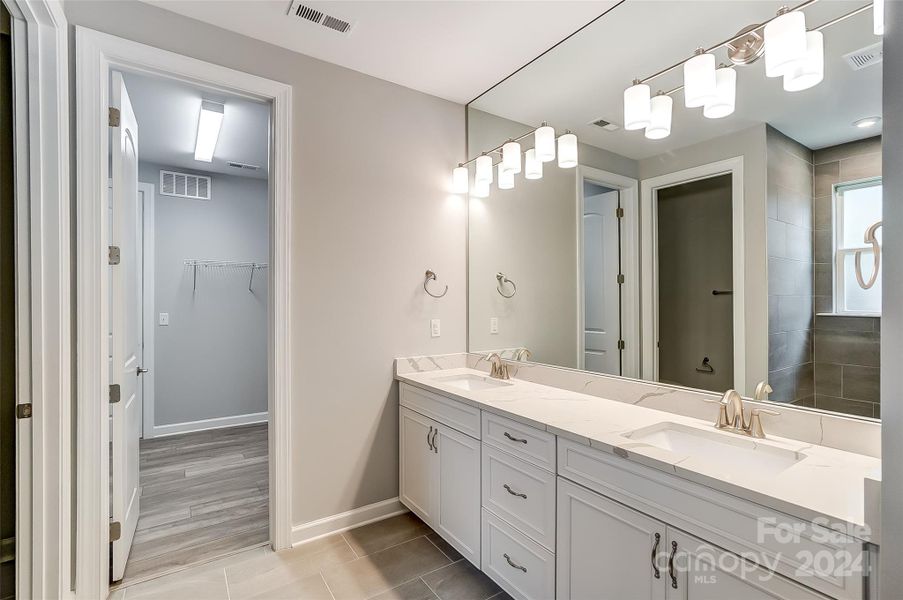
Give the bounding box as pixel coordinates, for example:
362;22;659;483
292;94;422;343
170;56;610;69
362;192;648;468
120;424;269;585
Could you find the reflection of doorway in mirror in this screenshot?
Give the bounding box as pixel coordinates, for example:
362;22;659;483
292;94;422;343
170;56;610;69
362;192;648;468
582;182;622;376
656;174;734;393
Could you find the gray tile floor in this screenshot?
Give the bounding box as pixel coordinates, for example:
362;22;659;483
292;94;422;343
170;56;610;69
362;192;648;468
110;513;512;600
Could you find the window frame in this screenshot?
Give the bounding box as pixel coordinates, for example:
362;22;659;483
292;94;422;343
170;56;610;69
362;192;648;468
833;177;883;316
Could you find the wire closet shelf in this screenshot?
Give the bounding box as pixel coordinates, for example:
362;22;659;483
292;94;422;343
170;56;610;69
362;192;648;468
184;259;269;291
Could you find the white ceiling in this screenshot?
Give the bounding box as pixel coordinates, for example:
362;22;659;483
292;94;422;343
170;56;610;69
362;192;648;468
470;1;883;160
121;71;270;179
140;0;618;104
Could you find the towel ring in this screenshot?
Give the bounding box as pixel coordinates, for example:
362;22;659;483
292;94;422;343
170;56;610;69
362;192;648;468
695;356;715;374
854;221;882;290
496;272;516;298
424;270;448;298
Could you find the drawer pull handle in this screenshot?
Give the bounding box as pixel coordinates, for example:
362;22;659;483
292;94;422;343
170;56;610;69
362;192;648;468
431;428;438;453
503;432;528;444
668;541;678;589
503;553;527;573
427;426;433;451
651;533;661;579
503;484;527;499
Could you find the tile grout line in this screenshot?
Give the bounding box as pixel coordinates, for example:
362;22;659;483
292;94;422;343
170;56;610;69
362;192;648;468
339;532;360;560
320;572;338;600
360;557;464;600
223;568;231;600
419;576;442;600
423;535;454;563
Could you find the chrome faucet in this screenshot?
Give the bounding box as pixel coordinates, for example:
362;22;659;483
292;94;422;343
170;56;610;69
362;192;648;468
711;388;780;439
754;381;773;401
485;352;510;380
512;347;532;362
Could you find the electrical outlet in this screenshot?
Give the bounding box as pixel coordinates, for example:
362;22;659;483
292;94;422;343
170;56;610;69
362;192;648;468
490;317;499;334
158;312;169;326
430;318;441;338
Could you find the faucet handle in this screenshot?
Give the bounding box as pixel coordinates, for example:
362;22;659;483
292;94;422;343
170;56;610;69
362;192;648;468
703;397;732;428
746;408;781;438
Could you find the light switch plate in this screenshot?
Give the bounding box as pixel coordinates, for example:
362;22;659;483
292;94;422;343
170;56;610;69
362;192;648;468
159;312;169;326
430;318;441;338
490;317;499;334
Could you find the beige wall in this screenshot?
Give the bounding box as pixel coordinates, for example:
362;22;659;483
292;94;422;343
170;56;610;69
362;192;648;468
639;124;769;397
64;1;466;526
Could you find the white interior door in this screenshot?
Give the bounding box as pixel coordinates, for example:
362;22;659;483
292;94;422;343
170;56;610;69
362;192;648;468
583;190;621;375
110;71;142;582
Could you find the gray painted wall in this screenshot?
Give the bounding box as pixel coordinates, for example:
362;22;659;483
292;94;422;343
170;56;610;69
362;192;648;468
140;161;268;427
65;2;466;526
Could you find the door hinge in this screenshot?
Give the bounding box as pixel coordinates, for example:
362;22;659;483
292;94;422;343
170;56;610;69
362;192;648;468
16;404;32;419
617;340;626;350
616;207;625;219
110;384;121;404
108;107;121;128
108;245;121;265
617;273;625;285
110;521;121;542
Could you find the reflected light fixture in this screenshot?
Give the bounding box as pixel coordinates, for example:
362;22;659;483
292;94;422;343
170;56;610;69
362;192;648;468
525;149;543;180
853;116;882;128
475;154;493;185
498;163;515;190
452;164;469;194
472;180;490;198
704;65;737;118
557;132;578;168
783;31;824;92
502;141;522;174
624;81;651;130
683;49;717;108
534;124;556;162
645;93;673;140
194;100;225;162
764;7;807;77
875;0;885;35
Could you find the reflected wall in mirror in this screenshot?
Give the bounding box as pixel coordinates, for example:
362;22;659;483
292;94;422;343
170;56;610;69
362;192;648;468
465;0;882;419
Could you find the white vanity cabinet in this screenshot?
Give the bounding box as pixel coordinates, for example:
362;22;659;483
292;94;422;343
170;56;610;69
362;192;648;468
399;387;481;567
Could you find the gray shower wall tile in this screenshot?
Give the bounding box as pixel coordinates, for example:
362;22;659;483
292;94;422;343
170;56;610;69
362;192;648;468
814;315;878;332
814;295;833;314
769;363;814;403
814;362;842;397
813;195;832;231
813;230;833;264
815;395;876;418
813;329;880;367
777;186;813;229
814;263;832;298
843;365;880;403
785;224;812;262
840;152;882;182
769;257;813;297
777;295;813;333
768;219;786;258
813;136;881;164
814;161;840;198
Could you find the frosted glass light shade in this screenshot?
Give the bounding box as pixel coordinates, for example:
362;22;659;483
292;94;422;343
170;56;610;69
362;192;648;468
683;52;716;108
475;155;493;185
783;31;824;92
452;165;468;194
472;180;490;198
194;100;224;162
498;163;515;190
557;133;578;168
534;126;556;162
703;67;737;119
524;149;543;180
502;141;522;174
645;94;673;140
875;0;885;35
623;83;651;130
764;10;807;77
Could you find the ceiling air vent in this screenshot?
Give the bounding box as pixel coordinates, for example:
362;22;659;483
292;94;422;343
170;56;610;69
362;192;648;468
844;42;883;71
160;170;211;201
591;118;620;132
287;1;354;34
227;161;261;172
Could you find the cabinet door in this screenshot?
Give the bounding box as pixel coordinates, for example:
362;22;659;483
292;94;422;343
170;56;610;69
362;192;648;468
666;528;830;600
435;424;481;567
557;478;667;600
399;407;436;523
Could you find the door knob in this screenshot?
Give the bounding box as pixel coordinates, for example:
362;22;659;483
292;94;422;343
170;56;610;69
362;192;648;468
136;367;149;375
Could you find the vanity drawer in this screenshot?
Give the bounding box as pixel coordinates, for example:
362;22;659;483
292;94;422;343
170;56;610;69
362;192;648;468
400;383;480;439
481;509;555;600
482;411;555;471
557;438;866;600
482;443;556;550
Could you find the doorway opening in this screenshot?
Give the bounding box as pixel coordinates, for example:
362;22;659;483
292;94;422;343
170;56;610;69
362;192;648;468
108;68;272;587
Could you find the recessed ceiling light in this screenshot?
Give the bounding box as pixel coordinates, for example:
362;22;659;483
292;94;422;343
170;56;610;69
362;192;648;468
195;100;224;162
853;116;881;129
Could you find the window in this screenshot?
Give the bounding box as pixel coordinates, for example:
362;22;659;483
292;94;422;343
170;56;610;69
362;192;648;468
834;179;882;315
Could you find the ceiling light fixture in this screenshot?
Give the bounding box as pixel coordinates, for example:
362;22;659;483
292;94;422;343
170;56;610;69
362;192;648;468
765;7;808;77
783;30;824;91
623;81;652;130
683;49;717;108
472;180;490;198
704;65;737;118
645;94;673;139
854;116;881;128
534;124;556;162
194;100;224;163
874;0;884;35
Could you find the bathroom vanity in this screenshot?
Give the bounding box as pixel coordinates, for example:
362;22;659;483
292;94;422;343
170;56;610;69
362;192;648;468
396;363;879;600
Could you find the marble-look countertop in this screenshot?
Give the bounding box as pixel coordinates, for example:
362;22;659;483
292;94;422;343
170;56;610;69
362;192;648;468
396;367;881;543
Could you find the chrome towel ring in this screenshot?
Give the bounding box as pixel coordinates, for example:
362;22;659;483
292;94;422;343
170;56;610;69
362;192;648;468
854;221;882;290
424;269;448;298
496;272;516;298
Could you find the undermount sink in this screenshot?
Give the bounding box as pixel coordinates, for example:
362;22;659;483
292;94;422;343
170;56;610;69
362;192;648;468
435;373;512;391
622;422;805;475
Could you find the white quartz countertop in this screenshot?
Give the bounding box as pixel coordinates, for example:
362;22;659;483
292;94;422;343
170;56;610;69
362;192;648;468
396;367;881;542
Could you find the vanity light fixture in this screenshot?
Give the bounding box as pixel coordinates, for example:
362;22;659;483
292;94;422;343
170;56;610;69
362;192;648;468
623;81;651;130
683;49;717;108
502;141;522;175
475;154;493;185
874;0;884;35
534;124;556;162
645;94;673;140
194;100;225;162
472;180;490;198
557;132;579;168
703;65;737;118
524;149;543;180
452;164;469;194
854;116;881;128
764;7;808;78
498;163;515;189
783;30;824;91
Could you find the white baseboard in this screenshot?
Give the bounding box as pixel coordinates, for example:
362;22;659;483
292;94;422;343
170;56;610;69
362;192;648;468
150;411;268;438
291;498;407;547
